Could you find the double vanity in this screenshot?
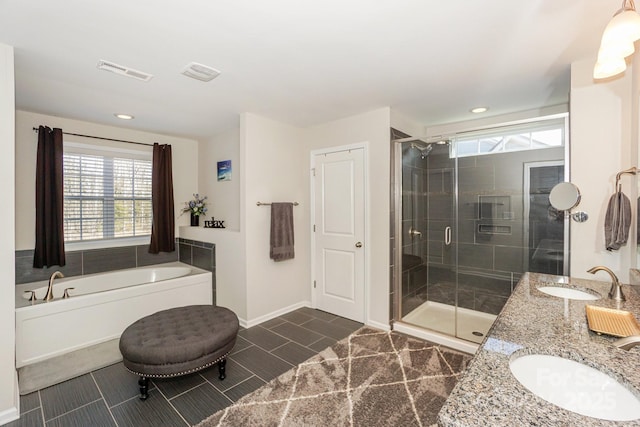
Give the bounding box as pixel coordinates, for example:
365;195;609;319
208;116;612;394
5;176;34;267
438;272;640;426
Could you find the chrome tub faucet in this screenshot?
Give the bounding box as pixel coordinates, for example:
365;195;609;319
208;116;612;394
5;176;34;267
43;271;64;301
587;265;625;302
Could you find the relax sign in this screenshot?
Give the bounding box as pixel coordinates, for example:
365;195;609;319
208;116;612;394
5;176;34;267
204;217;225;229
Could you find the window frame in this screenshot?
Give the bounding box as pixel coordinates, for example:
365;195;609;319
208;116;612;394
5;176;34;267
62;141;153;249
452;116;566;158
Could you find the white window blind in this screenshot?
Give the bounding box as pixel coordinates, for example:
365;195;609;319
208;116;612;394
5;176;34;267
63;144;152;242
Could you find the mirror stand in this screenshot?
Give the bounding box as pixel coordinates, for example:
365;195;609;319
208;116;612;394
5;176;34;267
550;182;588;223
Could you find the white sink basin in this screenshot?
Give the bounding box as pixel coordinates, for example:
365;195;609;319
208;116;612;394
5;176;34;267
510;354;640;421
537;286;599;301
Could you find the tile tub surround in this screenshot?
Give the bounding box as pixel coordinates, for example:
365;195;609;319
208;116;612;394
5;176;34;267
15;243;179;284
178;238;216;304
16;237;216;301
438;273;640;426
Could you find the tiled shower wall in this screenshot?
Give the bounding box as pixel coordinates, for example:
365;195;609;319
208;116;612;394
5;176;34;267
15;238;216;302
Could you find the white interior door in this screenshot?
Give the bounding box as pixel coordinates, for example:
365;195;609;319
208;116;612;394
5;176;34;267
313;148;365;322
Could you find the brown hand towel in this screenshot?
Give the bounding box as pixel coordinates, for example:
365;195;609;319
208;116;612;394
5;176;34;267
605;191;631;251
270;202;295;261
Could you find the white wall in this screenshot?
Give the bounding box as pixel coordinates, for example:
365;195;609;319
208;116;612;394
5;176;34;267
15;110;199;250
425;104;569;137
0;42;18;425
570;56;635;281
307;107;391;329
241;113;310;323
188;109;392;328
634;53;640;270
390;110;423;137
198;127;240;231
191;127;246;320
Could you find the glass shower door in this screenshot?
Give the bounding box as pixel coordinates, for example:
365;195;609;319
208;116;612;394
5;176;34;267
399;140;458;338
395;114;568;345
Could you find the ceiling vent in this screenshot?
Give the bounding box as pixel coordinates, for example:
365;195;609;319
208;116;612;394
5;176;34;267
181;62;220;82
97;60;154;82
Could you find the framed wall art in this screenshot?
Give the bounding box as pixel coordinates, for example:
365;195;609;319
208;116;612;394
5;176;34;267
217;160;231;181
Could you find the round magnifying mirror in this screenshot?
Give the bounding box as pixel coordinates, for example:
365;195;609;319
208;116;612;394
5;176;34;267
549;182;581;211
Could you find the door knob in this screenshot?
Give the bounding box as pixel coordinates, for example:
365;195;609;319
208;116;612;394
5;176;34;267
355;242;363;248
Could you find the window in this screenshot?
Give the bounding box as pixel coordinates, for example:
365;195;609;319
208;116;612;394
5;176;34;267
454;116;566;158
63;143;152;243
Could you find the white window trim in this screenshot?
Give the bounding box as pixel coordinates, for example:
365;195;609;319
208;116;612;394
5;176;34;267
451;115;567;158
63;141;153;247
64;141;151;160
65;236;151;252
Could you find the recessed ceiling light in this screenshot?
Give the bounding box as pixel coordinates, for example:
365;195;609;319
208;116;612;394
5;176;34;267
114;113;134;120
470;107;488;114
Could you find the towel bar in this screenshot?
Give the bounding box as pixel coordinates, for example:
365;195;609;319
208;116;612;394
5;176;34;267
615;166;637;191
256;201;299;206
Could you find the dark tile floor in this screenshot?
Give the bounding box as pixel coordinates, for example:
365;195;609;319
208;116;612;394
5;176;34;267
8;307;363;427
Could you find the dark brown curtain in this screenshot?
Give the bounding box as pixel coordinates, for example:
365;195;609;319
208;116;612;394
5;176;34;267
34;126;65;267
149;143;175;253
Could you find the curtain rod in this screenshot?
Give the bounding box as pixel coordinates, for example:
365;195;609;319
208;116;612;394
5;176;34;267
32;127;154;147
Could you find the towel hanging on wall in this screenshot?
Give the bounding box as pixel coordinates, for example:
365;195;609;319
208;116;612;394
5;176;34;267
604;190;631;251
270;202;295;261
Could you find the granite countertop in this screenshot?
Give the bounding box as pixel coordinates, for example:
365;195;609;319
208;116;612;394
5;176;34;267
438;272;640;426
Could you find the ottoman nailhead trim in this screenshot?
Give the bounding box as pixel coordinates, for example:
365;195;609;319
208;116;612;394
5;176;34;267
124;351;231;379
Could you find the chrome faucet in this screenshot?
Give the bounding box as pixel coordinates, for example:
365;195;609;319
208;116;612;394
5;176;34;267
587;266;625;302
43;271;64;301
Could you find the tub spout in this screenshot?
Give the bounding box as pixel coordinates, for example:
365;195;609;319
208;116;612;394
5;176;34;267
587;266;625;302
43;271;64;301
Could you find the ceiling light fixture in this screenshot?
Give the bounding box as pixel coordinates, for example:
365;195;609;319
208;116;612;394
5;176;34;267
470;107;488;114
593;0;640;79
114;113;134;120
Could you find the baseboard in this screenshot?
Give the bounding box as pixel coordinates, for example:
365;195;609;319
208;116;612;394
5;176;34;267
241;301;311;328
366;319;391;331
0;375;19;426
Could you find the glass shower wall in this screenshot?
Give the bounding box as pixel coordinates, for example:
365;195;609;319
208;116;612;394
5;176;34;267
453;147;565;337
393;117;568;344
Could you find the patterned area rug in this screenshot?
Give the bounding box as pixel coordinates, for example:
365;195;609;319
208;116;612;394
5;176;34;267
197;326;471;427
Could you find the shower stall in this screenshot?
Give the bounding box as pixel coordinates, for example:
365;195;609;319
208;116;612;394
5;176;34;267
391;115;568;351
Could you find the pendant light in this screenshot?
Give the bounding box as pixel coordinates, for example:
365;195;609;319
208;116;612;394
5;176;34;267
593;0;640;79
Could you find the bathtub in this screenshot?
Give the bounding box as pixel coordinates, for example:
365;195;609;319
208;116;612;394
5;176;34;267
15;263;212;368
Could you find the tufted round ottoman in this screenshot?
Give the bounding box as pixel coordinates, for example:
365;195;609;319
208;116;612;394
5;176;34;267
119;305;239;400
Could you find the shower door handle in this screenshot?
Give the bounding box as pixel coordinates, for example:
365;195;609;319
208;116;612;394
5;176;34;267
444;226;452;245
409;227;422;238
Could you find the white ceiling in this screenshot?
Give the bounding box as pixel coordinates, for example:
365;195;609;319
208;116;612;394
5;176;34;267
0;1;620;140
